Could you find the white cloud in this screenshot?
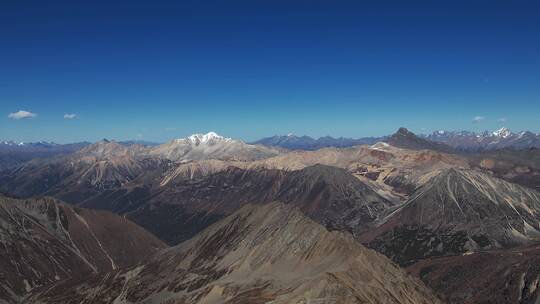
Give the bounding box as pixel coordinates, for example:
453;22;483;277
63;113;77;119
472;116;485;123
8;110;37;120
497;117;507;123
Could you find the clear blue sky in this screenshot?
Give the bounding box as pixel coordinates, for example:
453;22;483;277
1;0;539;143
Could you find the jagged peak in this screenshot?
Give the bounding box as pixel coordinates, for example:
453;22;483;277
394;127;416;137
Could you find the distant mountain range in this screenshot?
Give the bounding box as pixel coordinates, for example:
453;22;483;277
254;127;540;152
0;141;91;171
0;139;159;150
253;134;384;150
423;127;540;151
0;140;90;150
3;127;539;155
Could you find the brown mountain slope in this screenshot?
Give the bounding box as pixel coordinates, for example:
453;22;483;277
408;245;540;304
172;141;466;197
0;195;166;304
0;140;172;202
25;202;442;304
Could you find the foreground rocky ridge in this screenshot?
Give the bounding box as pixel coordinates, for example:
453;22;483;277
0;195;166;304
26;202;442;304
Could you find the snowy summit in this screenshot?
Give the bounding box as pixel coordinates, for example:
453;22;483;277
492;127;512;139
174;132;233;145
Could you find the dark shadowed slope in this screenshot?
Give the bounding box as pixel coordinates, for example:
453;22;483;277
0;195;166;304
408;245;540;304
469;147;540;192
26;202;442;304
360;168;540;265
95;164;394;245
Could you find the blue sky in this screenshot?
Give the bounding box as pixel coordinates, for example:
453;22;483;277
1;0;539;143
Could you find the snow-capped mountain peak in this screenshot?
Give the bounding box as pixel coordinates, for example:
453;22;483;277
492;127;512;138
174;132;233;145
151;132;280;161
424;127;540;151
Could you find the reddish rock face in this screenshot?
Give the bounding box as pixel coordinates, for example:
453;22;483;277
0;195;167;304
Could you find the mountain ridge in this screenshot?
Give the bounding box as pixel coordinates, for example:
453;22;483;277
0;194;166;303
361;168;540;265
25;202;442;304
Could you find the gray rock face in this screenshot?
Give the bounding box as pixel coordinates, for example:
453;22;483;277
0;195;166;304
361;168;540;265
25;202;442;304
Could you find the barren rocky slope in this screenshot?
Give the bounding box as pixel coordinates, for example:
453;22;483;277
84;165;394;245
0;195;166;303
0;140;173;201
160;141;468;198
361;168;540;265
408;245;540;304
26;202;442;304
